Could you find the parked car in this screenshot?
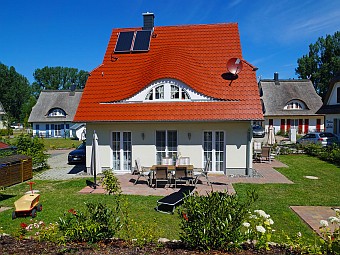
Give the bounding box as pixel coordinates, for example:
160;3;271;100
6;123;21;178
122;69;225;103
68;142;86;164
252;125;265;138
297;132;339;146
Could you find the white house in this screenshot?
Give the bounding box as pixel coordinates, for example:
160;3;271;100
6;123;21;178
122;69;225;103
28;90;83;138
0;102;5;129
259;73;324;134
74;13;263;176
317;73;340;135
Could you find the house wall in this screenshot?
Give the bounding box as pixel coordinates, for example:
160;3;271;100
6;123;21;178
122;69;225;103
324;114;340;135
85;121;253;176
263;116;324;134
32;122;74;138
0;115;4;129
327;81;340;105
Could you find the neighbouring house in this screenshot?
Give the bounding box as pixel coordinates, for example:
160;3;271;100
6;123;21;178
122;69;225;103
69;123;86;141
259;73;324;135
317;73;340;135
74;13;263;176
0;102;5;129
28;89;83;138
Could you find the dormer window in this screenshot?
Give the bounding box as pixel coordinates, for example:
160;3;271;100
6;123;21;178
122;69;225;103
284;100;306;110
48;108;66;117
145;84;190;101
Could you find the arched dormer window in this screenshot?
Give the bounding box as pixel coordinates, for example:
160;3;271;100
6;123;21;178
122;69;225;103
145;84;190;101
48;108;66;117
284;100;306;110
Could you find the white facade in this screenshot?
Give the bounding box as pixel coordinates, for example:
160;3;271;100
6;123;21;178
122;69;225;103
32;122;74;138
324;81;340;135
263;116;324;135
85;121;254;176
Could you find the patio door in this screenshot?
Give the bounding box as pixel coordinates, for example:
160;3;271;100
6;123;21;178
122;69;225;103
112;131;132;171
156;130;177;165
203;131;225;172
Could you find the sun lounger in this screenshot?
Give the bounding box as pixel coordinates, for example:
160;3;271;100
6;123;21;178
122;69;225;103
155;186;195;214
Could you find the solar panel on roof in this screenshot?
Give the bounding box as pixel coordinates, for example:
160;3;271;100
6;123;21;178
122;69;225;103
114;31;135;53
132;30;152;52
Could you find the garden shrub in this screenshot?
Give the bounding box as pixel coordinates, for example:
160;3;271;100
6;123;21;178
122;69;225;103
0;128;13;136
58;202;121;243
319;208;340;254
11;134;48;170
101;169;121;195
178;189;258;251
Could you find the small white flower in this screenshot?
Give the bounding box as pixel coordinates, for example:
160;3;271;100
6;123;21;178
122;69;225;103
254;209;270;218
34;223;39;229
267;219;274;225
243;222;250;228
256;225;266;233
328;217;340;224
334;208;340;213
320;220;329;227
249;215;258;219
297;232;302;237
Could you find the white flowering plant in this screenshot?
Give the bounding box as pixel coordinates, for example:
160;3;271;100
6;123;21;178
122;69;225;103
241;209;275;250
319;208;340;254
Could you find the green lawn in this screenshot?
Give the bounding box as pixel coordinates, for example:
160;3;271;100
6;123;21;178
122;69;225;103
235;154;340;242
41;138;83;150
0;154;339;242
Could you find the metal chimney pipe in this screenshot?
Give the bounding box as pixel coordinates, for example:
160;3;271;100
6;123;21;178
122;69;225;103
274;72;279;81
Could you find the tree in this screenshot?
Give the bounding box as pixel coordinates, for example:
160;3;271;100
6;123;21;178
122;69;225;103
32;66;89;98
296;31;340;100
0;63;31;122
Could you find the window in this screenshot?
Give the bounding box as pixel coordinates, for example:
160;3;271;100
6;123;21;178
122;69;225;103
203;131;225;172
145;84;190;101
337;87;340;103
112;131;132;171
48;108;66;117
284;100;306;110
156;130;177;164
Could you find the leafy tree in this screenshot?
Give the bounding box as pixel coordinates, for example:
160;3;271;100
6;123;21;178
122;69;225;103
0;63;31;122
32;66;89;98
295;31;340;100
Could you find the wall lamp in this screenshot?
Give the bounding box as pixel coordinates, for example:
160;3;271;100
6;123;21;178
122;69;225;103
188;132;191;140
141;132;145;140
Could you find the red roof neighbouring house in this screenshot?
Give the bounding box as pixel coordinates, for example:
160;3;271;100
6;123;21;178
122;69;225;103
74;22;263;122
0;141;11;150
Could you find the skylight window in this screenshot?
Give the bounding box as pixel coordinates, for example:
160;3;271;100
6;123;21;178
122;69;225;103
145;84;191;101
48;108;66;117
284;100;306;110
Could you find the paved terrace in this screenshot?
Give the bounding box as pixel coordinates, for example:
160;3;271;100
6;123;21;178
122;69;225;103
79;160;292;196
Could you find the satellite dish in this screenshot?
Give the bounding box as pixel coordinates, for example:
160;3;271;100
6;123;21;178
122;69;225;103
227;58;243;75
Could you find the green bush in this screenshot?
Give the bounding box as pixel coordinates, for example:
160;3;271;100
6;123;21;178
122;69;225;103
58;202;121;243
101;169;121;195
178;190;258;251
0;129;13;136
12;134;48;170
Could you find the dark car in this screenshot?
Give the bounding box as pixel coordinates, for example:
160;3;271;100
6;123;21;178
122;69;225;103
68;142;86;164
252;125;265;138
297;132;339;147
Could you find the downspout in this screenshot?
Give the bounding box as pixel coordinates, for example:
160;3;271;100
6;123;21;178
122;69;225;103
246;125;251;176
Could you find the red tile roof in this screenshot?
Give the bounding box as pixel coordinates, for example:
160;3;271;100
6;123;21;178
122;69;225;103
0;141;11;150
74;23;263;122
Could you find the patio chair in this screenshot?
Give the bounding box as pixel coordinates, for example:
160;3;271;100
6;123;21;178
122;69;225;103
162;157;173;166
173;166;194;188
154;166;169;188
134;159;150;186
178;156;190;165
155;185;195;214
258;146;271;163
193;160;211;185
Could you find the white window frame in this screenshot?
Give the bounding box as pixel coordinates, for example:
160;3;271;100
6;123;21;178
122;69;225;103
111;131;132;171
203;131;225;172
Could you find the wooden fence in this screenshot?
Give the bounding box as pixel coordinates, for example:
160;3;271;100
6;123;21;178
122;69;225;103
0;155;32;187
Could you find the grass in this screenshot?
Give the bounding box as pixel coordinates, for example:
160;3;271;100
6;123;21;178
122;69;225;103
235;154;340;243
0;178;179;239
41;138;82;150
0;154;339;243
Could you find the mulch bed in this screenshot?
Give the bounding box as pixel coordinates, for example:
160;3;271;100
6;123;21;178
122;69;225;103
0;235;299;254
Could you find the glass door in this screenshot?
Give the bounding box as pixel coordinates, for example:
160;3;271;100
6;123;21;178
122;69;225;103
156;130;177;164
112;131;132;171
203;131;225;172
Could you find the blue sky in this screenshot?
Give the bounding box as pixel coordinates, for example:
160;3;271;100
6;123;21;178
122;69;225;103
1;0;339;83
